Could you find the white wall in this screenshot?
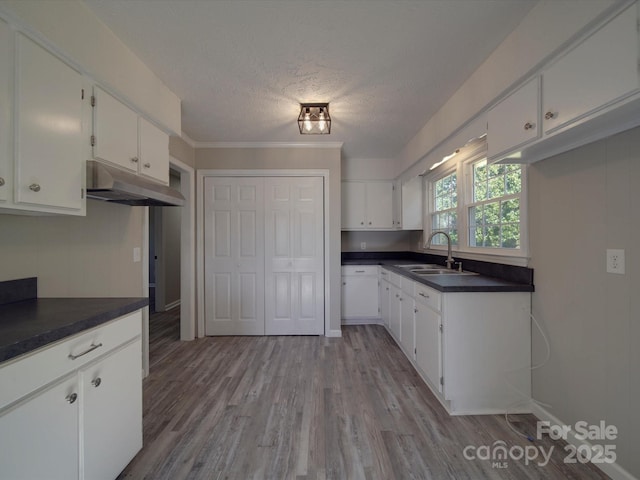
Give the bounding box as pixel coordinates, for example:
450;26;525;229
196;146;342;334
342;158;397;181
529;126;640;478
341;231;413;252
0;201;145;297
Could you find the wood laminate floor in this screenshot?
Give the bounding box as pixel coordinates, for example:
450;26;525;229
118;311;609;480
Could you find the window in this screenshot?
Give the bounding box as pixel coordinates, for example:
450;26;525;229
469;160;522;249
424;145;526;259
430;171;458;245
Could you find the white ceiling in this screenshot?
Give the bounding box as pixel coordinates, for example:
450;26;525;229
83;0;537;161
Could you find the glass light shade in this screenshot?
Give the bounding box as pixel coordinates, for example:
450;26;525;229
298;103;331;134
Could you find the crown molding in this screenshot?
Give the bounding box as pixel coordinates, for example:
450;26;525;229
193;141;344;149
180;132;197;148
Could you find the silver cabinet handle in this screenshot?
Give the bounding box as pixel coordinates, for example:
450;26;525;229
29;183;41;192
544;111;556;120
0;177;4;186
66;393;78;404
68;342;103;360
419;292;430;299
131;157;139;163
355;270;365;273
523;122;535;130
144;162;151;168
91;377;102;388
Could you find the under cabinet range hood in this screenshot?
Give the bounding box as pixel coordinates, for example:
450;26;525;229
86;160;184;207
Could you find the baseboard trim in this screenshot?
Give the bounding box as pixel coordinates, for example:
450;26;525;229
530;403;636;480
164;300;181;311
341;317;381;326
325;329;342;338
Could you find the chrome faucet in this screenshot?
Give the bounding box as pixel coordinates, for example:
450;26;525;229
425;231;455;269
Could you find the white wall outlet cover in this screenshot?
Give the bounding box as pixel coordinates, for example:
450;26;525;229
606;248;625;274
360;242;366;250
133;247;142;263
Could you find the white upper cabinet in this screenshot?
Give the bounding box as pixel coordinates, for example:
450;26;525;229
400;176;423;230
542;4;639;134
14;33;84;212
488;3;640;164
0;19;10;203
139;117;169;184
92;86;139;173
341;181;393;230
92;86;169;185
487;77;540;159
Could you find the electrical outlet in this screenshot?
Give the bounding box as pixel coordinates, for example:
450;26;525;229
360;242;367;250
133;247;141;263
606;249;625;274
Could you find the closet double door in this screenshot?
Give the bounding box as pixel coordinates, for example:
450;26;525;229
204;176;324;336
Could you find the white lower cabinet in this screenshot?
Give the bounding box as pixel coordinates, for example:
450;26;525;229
379;278;390;328
399;279;415;361
0;311;143;479
341;266;379;321
385;274;531;415
0;375;80;480
83;339;142;480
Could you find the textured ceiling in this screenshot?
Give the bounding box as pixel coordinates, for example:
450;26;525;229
83;0;537;161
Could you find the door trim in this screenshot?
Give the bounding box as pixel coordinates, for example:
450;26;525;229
197;169;331;337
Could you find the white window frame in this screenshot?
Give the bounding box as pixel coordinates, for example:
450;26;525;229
423;143;529;264
426;165;460;248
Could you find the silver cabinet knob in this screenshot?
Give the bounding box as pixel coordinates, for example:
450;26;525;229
29;183;41;192
91;377;102;388
524;122;535;130
0;177;4;186
144;162;151;168
66;393;78;404
368;222;372;225
131;157;139;163
360;222;364;225
544;111;556;120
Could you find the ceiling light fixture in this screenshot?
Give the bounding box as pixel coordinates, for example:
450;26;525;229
298;103;331;134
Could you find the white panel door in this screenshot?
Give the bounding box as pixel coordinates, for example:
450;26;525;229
264;177;324;335
15;33;83;210
204;177;265;335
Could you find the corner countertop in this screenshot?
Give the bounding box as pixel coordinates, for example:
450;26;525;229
0;297;148;364
342;259;534;293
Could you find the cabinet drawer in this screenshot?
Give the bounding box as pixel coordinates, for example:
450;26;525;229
342;265;378;276
414;284;441;312
0;310;142;411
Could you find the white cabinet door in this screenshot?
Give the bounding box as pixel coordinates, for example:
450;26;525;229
366;182;393;229
83;340;142;480
139;117;169;184
92;86;139;173
379;279;390;327
388;284;401;341
264;177;324;335
0;19;10;203
342;274;379;319
204;177;265;335
487;77;540;159
15;33;83;211
400;295;415;360
415;304;442;393
341;181;366;228
401;176;423;230
542;4;639;134
0;375;79;480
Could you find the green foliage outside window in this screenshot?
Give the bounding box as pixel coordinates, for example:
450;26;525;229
470;160;521;249
431;172;458;245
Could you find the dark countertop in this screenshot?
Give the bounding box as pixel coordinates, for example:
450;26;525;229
0;297;148;363
343;259;534;293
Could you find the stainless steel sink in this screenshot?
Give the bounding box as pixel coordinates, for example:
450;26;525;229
394;264;478;276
